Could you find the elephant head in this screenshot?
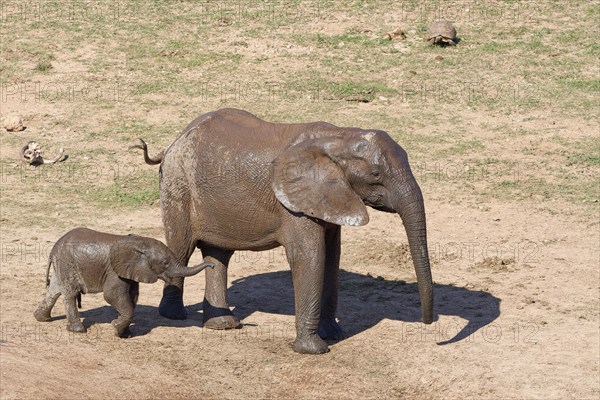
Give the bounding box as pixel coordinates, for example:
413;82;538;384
110;238;214;285
272;129;434;324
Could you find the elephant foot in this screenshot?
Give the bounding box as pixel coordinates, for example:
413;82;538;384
33;307;52;322
293;334;330;354
112;319;132;338
202;299;241;330
158;285;187;320
203;315;241;330
66;321;87;334
318;318;345;340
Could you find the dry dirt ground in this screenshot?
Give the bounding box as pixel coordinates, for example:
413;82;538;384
0;1;599;399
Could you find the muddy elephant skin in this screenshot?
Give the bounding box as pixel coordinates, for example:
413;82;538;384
136;108;434;354
33;228;213;337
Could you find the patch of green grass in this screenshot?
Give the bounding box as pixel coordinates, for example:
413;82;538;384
331;80;395;96
437;140;485;156
34;60;53;72
558;78;600;93
31;51;56;72
298;33;391;50
566;154;600;167
587;43;600;57
556;137;600;167
134;80;175;95
486;165;599;205
586;4;600;17
480;42;506;53
88;119;180;143
77;171;160;208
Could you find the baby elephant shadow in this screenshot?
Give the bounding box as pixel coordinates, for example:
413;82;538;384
77;304;204;337
228;269;501;345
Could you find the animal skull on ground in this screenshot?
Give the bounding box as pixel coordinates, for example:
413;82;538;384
21;141;65;165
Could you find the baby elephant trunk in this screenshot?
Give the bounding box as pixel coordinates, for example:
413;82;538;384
167;261;214;278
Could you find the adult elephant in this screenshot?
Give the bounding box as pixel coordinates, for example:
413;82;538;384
132;108;434;354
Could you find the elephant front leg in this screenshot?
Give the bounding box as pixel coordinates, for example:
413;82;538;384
159;277;187;320
318;225;344;340
104;281;135;338
201;247;240;330
285;241;329;354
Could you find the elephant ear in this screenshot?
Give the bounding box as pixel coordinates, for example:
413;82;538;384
272;137;369;226
110;242;159;284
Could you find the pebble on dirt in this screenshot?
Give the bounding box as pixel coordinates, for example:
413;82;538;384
2;115;25;132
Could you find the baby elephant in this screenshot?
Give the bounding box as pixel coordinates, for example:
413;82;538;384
33;228;214;337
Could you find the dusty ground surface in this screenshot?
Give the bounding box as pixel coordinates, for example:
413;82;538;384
1;1;598;399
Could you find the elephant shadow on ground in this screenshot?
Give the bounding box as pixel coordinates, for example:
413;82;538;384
73;303;206;337
228;270;501;345
68;270;500;342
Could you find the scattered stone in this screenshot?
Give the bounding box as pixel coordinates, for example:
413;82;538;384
3;115;25;132
218;16;232;26
384;27;406;40
471;257;516;273
434;55;444;61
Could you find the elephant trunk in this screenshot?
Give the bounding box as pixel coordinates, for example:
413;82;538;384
167;261;214;278
393;177;434;324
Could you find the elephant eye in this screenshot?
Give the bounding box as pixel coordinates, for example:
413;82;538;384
371;170;380;178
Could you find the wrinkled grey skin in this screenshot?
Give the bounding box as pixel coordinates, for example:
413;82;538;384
135;108;434;354
33;228;213;337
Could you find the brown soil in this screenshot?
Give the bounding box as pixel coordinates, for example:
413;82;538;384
1;2;598;399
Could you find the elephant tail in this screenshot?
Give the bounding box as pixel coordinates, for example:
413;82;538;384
44;257;53;287
129;138;163;165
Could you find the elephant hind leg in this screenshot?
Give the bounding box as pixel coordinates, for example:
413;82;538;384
64;294;86;334
201;246;240;330
33;275;62;322
159;243;194;319
160;204;196;320
129;282;139;309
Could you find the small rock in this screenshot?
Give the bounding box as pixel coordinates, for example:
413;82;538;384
383;27;406;41
493;218;500;221
378;96;388;101
434;55;444;61
2;115;25;132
